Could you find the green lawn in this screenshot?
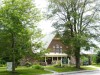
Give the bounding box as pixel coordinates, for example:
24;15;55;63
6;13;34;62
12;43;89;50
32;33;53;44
81;66;96;70
0;66;51;75
93;64;100;67
45;65;96;72
45;66;79;72
0;65;96;75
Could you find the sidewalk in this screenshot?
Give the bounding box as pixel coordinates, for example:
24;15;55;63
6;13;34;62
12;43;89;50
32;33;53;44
42;65;100;75
44;68;58;73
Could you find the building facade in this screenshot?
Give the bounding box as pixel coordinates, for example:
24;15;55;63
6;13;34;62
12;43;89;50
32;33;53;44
43;34;76;65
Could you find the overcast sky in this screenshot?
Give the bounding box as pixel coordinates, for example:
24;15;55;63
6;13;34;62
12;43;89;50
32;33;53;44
34;0;55;34
0;0;99;47
0;0;54;34
34;0;100;47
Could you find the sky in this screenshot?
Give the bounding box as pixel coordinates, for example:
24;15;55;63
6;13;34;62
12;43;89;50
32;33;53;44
0;0;99;47
34;0;55;34
34;0;100;48
0;0;54;34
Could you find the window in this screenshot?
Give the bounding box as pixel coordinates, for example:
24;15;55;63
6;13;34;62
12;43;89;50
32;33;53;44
53;44;62;53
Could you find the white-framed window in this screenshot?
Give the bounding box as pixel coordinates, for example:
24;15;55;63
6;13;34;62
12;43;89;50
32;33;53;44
53;44;62;53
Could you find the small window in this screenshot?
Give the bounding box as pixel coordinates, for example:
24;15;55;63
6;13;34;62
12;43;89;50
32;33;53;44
53;46;55;48
53;44;62;53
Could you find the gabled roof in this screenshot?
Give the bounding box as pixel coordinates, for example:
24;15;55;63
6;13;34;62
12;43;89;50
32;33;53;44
41;33;98;55
42;33;55;49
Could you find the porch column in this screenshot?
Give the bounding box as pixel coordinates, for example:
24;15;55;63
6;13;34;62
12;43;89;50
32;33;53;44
68;58;70;66
45;57;46;62
52;57;53;64
45;56;47;65
56;57;58;64
61;57;62;67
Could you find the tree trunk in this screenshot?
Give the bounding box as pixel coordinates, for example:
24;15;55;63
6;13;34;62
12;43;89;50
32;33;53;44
88;55;92;65
12;51;15;73
11;33;16;73
12;54;15;72
75;47;80;68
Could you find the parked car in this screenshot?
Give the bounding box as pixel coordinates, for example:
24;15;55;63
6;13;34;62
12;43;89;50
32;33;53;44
83;61;89;65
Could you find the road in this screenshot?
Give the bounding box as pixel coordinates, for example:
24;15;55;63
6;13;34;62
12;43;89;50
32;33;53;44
56;70;100;75
43;65;100;75
43;70;100;75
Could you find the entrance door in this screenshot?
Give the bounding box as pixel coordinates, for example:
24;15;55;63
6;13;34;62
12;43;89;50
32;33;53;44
47;57;52;64
62;57;68;64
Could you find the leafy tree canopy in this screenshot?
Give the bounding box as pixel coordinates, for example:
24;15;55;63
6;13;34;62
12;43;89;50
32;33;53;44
0;0;43;72
47;0;100;68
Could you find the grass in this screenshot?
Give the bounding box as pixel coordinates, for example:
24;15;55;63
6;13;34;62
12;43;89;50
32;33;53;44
93;63;100;67
45;65;80;72
81;66;96;70
0;65;97;75
0;66;51;75
45;65;96;72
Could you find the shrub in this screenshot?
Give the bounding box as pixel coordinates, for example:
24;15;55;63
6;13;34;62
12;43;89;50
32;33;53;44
40;62;47;66
33;61;40;65
25;62;32;67
53;60;65;68
92;55;96;64
53;64;65;68
32;65;44;70
53;64;61;67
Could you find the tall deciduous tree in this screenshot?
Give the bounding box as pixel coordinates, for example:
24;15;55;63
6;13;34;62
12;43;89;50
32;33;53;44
0;0;42;72
47;0;100;68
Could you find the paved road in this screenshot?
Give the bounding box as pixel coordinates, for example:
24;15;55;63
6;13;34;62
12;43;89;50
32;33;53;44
63;70;100;75
43;66;100;75
43;70;100;75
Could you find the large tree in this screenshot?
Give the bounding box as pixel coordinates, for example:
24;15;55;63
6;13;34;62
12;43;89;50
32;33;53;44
47;0;100;68
0;0;42;72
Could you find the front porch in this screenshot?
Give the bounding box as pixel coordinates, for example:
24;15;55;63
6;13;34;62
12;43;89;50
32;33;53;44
44;53;70;66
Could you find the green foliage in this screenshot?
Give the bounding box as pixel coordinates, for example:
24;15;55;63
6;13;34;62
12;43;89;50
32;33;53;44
53;62;61;68
93;63;100;67
81;55;89;65
96;51;100;64
0;0;43;72
0;58;6;67
25;62;32;67
53;64;64;68
32;65;44;70
81;56;88;62
92;55;96;63
47;0;100;68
